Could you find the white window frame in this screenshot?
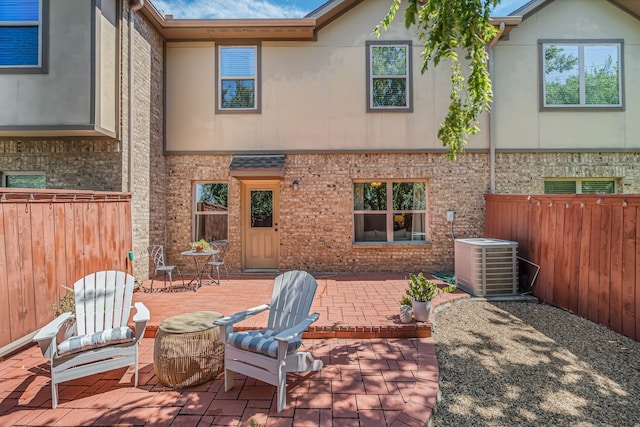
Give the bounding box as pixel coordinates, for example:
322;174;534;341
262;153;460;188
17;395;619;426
539;39;624;110
0;0;47;73
216;45;260;113
193;182;229;241
353;180;428;244
366;41;413;112
2;171;45;188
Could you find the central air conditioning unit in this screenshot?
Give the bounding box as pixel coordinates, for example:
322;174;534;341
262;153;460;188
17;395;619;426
454;238;519;297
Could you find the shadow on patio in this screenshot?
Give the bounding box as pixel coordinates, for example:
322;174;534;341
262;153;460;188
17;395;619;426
0;273;468;427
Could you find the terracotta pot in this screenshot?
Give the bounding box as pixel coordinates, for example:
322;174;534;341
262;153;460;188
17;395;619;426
412;300;432;322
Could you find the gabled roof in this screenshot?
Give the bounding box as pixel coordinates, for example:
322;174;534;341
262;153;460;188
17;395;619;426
140;0;520;42
510;0;640;21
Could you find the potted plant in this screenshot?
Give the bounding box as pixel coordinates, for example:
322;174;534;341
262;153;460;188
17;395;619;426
398;294;413;324
405;273;456;322
190;239;212;253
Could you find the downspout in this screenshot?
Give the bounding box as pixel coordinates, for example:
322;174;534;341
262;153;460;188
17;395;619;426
128;0;143;193
488;22;505;194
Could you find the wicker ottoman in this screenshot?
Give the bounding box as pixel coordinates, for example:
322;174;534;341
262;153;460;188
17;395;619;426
154;311;224;388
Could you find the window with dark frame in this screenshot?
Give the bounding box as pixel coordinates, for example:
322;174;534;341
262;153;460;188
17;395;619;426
217;45;258;111
367;41;412;112
0;0;45;70
2;171;45;188
194;183;229;242
353;181;427;243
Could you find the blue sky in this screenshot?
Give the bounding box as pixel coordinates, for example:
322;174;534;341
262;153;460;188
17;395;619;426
153;0;531;19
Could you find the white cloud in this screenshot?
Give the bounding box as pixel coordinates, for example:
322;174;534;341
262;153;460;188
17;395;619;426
152;0;310;19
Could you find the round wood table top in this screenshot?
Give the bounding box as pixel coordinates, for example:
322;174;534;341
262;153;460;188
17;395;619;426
158;311;223;334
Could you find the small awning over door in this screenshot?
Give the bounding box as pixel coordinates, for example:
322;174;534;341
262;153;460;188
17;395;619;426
229;154;285;178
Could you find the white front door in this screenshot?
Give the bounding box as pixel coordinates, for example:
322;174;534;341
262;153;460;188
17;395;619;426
242;181;279;270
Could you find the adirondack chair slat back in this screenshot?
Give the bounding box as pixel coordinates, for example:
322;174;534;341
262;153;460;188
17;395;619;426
267;270;317;332
74;271;135;335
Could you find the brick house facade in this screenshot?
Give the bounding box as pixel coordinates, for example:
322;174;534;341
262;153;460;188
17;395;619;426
1;0;638;280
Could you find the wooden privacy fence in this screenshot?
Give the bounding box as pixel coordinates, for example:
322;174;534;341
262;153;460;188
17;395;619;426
485;194;639;341
0;189;132;355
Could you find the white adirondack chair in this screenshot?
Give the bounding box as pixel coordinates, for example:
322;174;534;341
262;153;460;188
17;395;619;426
33;271;150;408
214;270;323;412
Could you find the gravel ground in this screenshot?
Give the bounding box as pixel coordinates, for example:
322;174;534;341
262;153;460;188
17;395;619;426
430;299;640;427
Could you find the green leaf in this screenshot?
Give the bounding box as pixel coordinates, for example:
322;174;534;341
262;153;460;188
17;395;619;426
376;0;501;160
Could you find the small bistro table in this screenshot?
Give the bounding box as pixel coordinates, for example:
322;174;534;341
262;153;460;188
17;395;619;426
180;249;219;290
153;311;224;388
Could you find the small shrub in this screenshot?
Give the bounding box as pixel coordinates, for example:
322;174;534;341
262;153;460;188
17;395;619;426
53;286;75;316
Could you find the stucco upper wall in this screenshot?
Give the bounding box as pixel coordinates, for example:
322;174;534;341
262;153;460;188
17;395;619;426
0;0;119;137
165;0;488;153
492;0;640;151
0;1;92;130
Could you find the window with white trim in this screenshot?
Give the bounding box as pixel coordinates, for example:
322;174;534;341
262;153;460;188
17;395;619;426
353;181;427;243
544;179;615;194
540;40;623;109
217;45;259;111
194;183;228;241
367;41;412;111
2;171;45;188
0;0;45;70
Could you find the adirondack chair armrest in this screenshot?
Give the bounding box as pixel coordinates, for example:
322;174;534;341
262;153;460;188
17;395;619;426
132;302;150;341
214;303;270;327
274;312;320;342
33;312;74;342
32;312;75;358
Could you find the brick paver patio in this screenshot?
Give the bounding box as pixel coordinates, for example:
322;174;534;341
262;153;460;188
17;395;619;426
0;273;468;426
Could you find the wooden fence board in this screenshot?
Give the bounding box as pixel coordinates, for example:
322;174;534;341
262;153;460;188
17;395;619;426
29;203;50;330
73;203;84;282
566;204;582;314
64;203;76;288
0;204;10;346
5;203;25;341
485;194;639;341
609;205;623;334
42;203;58;329
54;203;68;304
636;207;640;341
516;202;528;257
598;205;612;326
554;203;569;310
85;202;100;274
578;204;592;319
587;206;602;324
18;203;37;335
0;190;132;353
123;202;133;273
544;203;557;303
622;207;637;340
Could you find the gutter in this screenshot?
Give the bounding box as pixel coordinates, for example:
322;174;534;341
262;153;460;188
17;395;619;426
128;0;143;194
488;21;505;194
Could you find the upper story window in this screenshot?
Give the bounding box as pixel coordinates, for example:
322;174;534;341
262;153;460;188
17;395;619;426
217;45;260;112
366;41;412;112
540;40;623;110
194;183;229;241
0;0;47;72
544;179;615;194
2;171;45;188
353;181;427;244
